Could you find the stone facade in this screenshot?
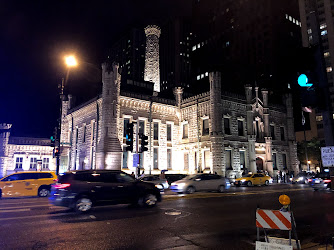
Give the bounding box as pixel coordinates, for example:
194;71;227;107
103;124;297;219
58;24;298;178
0;123;56;178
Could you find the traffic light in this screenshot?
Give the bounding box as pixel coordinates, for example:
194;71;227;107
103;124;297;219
140;133;148;153
53;147;60;158
125;123;134;151
50;136;55;147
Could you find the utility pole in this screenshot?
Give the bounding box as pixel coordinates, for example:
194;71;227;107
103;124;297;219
149;97;153;175
302;111;310;172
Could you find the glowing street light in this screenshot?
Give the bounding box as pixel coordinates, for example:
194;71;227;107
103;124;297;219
64;55;78;67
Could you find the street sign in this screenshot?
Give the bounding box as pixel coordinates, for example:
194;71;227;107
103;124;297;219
133;154;139;167
256;241;292;250
321;146;334;167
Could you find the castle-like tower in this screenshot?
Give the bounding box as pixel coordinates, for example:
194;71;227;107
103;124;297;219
144;25;161;93
96;62;122;170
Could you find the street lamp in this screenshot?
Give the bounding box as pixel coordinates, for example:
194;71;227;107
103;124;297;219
56;55;77;175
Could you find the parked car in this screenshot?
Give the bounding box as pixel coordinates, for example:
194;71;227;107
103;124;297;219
291;172;315;184
234;173;272;186
309;172;332;191
138;175;169;190
169;173;230;194
49;170;161;212
0;171;57;198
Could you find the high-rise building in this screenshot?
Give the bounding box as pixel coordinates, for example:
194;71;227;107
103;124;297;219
108;28;146;85
160;18;192;94
190;0;302;95
299;0;334;146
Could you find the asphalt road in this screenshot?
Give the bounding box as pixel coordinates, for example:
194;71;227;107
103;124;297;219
0;184;333;250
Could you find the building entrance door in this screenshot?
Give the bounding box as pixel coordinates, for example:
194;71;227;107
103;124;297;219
256;157;264;171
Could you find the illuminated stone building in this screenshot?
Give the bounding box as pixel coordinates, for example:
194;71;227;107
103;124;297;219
0;123;56;178
58;25;298;178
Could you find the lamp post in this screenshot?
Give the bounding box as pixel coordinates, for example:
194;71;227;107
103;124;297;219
56;55;77;175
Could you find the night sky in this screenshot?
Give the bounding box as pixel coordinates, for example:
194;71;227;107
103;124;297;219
0;0;191;138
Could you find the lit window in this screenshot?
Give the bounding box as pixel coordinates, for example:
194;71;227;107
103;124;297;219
299;23;302;27
320;23;327;29
316;115;323;122
182;123;189;139
197;43;201;49
324;52;330;58
201;74;204;79
15;157;23;169
226;41;230;46
180;42;182;44
321;30;327;36
202;119;209;135
289;16;292;21
192;46;196;51
327;67;333;72
226;8;229;12
42;158;49;169
296;20;299;25
205;72;208;77
293;18;295;23
285;14;288;19
309;35;313;41
30;158;37;169
180;53;182;56
197;75;200;80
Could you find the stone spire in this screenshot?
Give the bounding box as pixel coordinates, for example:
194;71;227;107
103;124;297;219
96;62;122;170
144;25;161;93
0;123;12;177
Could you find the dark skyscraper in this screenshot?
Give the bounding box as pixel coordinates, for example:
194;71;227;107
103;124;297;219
190;0;302;94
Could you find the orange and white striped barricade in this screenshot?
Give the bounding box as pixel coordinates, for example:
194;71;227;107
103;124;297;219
256;209;299;249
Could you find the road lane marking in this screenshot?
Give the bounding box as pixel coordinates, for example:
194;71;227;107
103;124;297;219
0;204;51;210
0;212;70;222
163;188;312;201
0;208;31;213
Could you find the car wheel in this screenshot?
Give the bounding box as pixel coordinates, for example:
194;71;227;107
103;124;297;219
38;187;50;197
265;180;269;186
75;197;93;213
142;193;158;207
186;186;196;194
218;185;225;193
247;181;252;187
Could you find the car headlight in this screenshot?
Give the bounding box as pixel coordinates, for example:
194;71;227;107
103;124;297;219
176;183;186;188
155;184;163;189
298;177;304;181
241;179;246;182
289;177;293;181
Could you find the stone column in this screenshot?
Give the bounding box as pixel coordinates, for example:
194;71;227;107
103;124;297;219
0;123;11;178
209;72;224;175
144;25;161;93
96;62;122;170
248;135;257;173
261;90;270;137
245;85;253;135
265;137;273;176
173;87;183;109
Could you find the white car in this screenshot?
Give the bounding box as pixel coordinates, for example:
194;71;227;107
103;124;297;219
139;175;169;190
170;173;230;194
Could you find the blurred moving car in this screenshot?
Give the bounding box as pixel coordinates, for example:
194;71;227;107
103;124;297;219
138;175;169;190
49;170;161;212
170;173;230;194
0;171;57;198
165;174;188;185
234;173;272;186
309;172;332;191
291;172;314;184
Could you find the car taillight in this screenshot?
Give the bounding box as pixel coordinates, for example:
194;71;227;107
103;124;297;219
54;183;71;189
324;180;331;183
308;179;312;182
53;179;58;182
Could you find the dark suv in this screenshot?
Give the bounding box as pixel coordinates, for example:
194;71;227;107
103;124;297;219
49;170;161;212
